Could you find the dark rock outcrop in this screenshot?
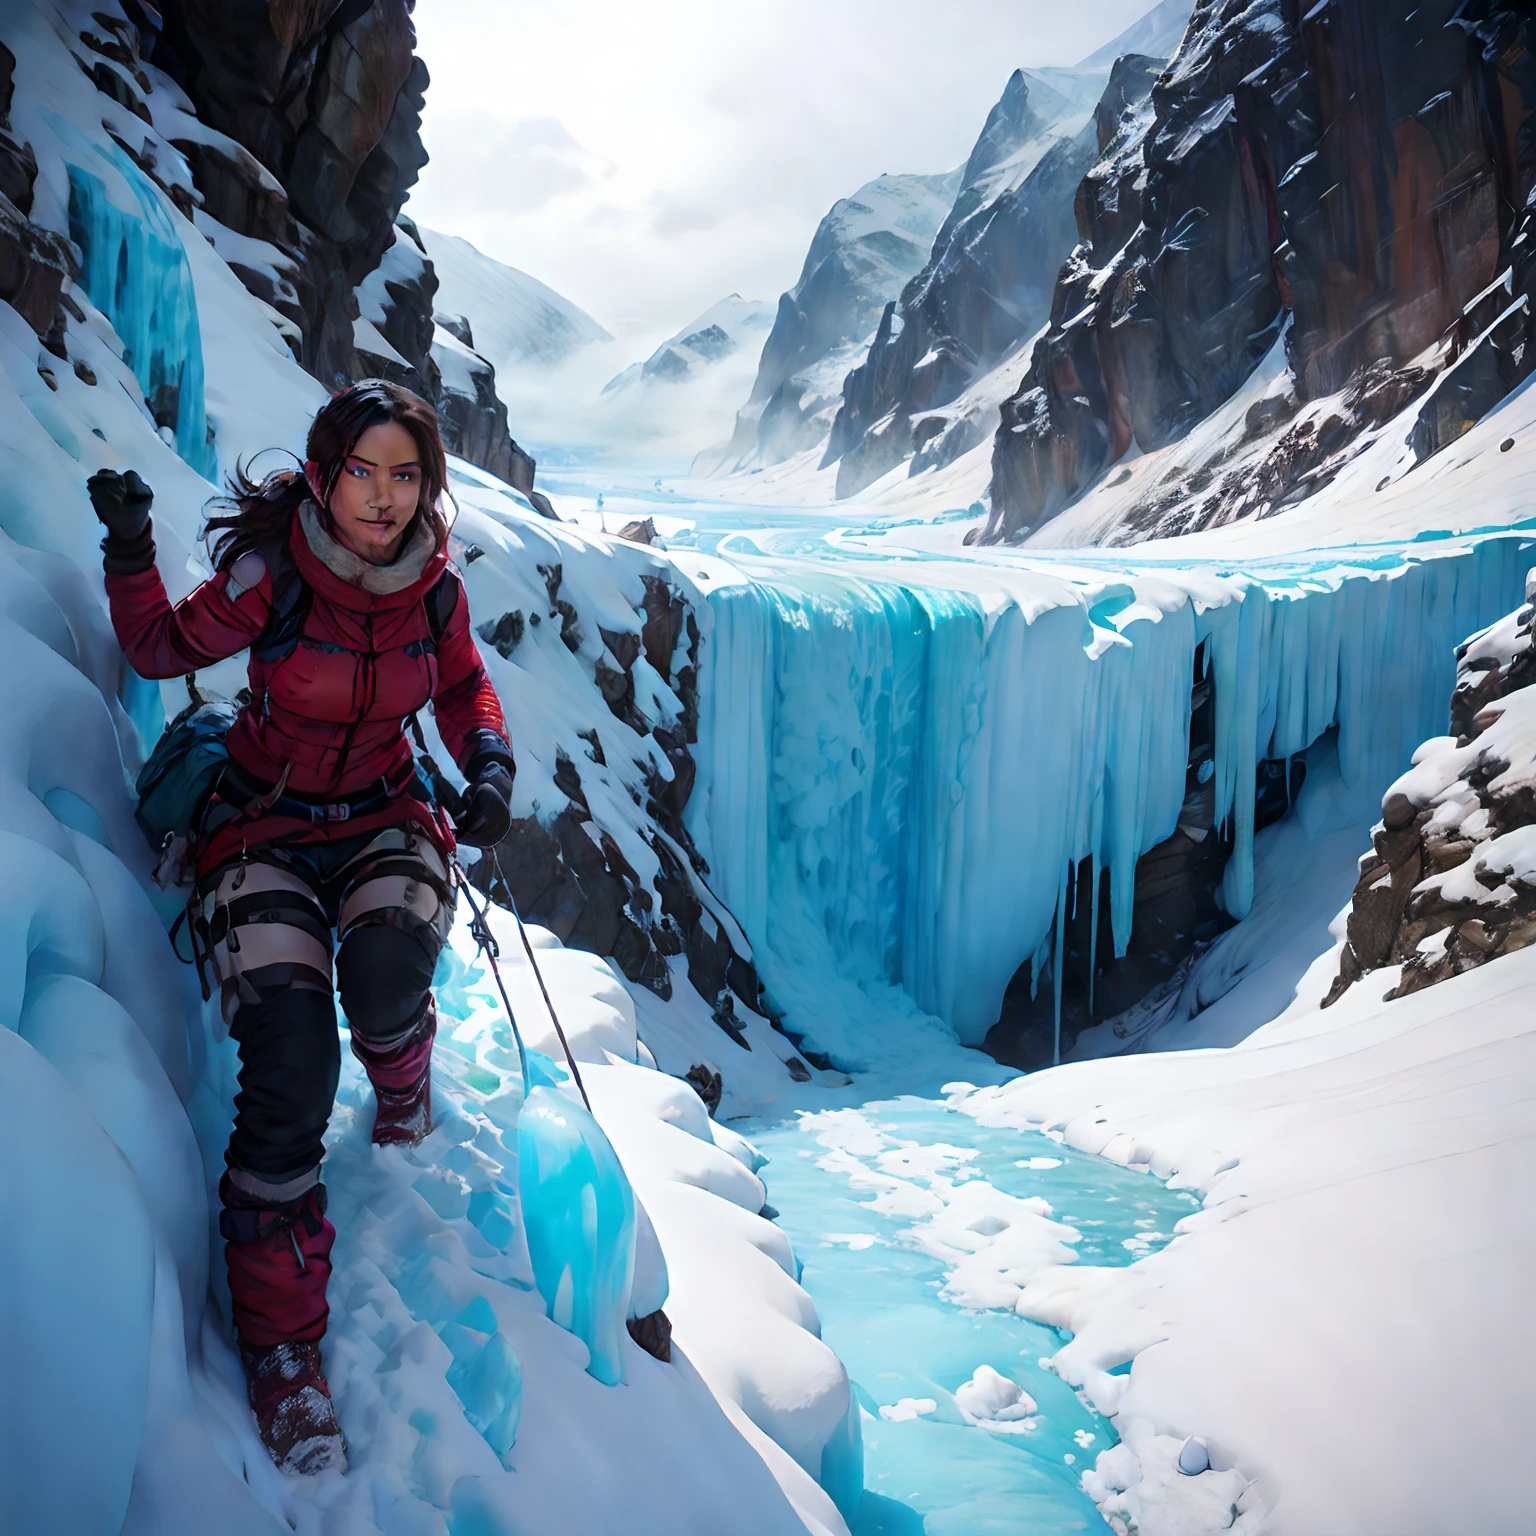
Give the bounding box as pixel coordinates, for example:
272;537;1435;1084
150;8;554;496
1326;576;1536;1005
987;0;1536;543
151;0;426;389
473;568;770;1031
0;43;75;343
824;60;1162;498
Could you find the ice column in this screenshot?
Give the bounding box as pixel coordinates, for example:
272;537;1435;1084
62;139;216;479
518;1078;638;1386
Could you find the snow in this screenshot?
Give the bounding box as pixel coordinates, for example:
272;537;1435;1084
418;225;612;367
949;931;1536;1533
11;7;1536;1536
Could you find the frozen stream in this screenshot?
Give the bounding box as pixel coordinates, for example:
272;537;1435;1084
746;1097;1200;1534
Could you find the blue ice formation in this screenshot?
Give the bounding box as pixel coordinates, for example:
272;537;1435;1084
818;1389;865;1528
442;1308;523;1458
518;1083;637;1386
691;534;1534;1054
56;124;216;480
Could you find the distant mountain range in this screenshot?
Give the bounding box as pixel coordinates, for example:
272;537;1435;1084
699;2;1193;489
419;227;611;368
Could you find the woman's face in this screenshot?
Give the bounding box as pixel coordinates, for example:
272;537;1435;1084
310;419;424;565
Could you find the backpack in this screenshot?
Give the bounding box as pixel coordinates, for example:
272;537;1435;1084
134;690;240;888
132;538;458;882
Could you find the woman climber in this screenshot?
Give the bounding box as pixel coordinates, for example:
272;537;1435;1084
89;380;515;1477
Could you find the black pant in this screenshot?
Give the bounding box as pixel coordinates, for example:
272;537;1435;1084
202;827;454;1193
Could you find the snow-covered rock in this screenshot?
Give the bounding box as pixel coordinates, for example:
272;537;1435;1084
1325;578;1536;1004
952;898;1536;1532
702;168;962;475
595;295;775;464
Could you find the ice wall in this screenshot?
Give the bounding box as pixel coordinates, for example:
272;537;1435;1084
689;536;1534;1055
54;120;216;480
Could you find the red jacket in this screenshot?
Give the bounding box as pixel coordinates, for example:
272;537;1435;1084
106;503;509;869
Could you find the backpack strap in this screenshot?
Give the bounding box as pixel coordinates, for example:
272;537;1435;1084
422;569;459;650
250;536;314;664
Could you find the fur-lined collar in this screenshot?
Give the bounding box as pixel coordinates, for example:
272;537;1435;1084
298;501;439;594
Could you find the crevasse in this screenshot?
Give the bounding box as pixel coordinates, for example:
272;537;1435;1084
688;535;1533;1057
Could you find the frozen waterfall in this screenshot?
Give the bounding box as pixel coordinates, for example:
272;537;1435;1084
684;533;1533;1057
51;114;217;480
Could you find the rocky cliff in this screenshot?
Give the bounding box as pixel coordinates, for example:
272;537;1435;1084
136;0;549;495
823;61;1161;498
707;168;960;473
986;0;1536;543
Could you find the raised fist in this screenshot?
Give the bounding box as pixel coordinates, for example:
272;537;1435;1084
87;468;154;542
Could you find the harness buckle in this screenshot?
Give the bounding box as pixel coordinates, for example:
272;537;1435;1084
324;802;352;823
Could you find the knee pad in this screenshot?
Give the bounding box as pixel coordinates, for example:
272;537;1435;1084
228;989;341;1179
336;922;437;1044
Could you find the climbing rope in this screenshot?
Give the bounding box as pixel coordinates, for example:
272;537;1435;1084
451;856;592;1112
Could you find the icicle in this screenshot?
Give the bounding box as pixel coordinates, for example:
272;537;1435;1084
689;532;1532;1054
1087;856;1101;1019
48;114;216;480
1052;860;1068;1067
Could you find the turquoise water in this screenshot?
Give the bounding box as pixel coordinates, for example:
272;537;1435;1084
747;1096;1201;1535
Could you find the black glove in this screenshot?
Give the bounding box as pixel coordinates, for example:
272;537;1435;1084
88;468;156;575
455;762;513;849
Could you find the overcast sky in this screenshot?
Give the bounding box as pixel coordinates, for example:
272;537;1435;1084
406;1;1156;343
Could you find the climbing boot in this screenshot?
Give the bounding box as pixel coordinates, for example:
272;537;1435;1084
220;1173;344;1474
219;1173;335;1344
239;1338;348;1475
351;1001;436;1147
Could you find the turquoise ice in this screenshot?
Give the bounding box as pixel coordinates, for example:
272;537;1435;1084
518;1083;638;1386
49;113;217;480
750;1096;1203;1535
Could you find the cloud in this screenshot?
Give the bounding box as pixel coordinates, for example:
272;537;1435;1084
422;112;613;215
648;194;724;238
407;0;1164;336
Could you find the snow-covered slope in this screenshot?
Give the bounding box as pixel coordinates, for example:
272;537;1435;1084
1077;0;1193;68
951;903;1536;1534
0;7;857;1532
419;226;611;368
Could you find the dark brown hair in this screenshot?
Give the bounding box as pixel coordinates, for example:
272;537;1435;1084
205;379;450;570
